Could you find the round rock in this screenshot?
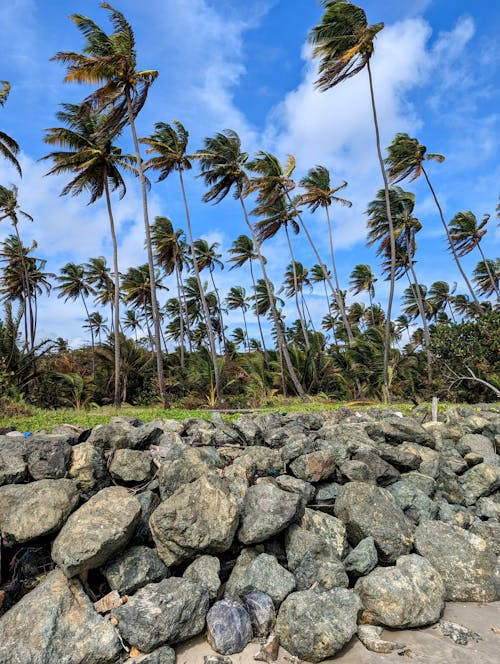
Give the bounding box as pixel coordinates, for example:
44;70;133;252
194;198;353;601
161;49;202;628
206;597;253;655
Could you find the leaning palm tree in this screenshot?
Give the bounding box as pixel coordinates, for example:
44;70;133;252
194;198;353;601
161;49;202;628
52;3;166;406
448;211;499;300
473;259;500;299
225;286;250;351
0;81;21;175
85;256;116;327
349;263;377;324
193;238;227;354
43;102;136;408
428;280;457;321
385;132;479;305
309;0;397;401
140;120;221;400
197;130;308;400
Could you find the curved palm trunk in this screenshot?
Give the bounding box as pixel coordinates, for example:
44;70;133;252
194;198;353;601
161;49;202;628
178;167;222;401
174;265;186;366
421;166;479;305
208;267;228;357
125;89;167;408
477;244;500;300
240;306;250;351
104;179;121;408
367;60;397;403
249;259;269;362
284;225;311;350
367;289;375;326
238;190;308;401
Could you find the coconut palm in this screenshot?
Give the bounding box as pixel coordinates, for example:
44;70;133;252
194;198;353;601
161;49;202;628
193;238;227;353
122;308;142;342
0;81;21;175
122;265;165;351
283;261;315;345
385;132;479;305
84;311;108;344
309;0;397;401
52;3;166;406
473;259;499;299
349;264;377;324
141;120;221;400
225;286;250;351
197;129;307;400
43;103;136;408
448;211;499;300
428;280;457;321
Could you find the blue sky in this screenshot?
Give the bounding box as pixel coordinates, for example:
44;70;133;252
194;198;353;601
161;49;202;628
1;0;499;345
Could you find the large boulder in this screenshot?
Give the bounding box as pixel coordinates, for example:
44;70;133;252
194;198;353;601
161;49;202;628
0;436;26;485
112;577;209;653
238;481;303;545
240;553;296;606
0;569;122;663
68;441;110;498
289;450;335;482
109;449;154;484
275;587;362;663
150;475;238;566
414;520;499;601
459;462;500;505
334;482;414;563
102;545;169;595
355;554;445;628
183;555;221;600
24;435;72;480
0;479;79;544
52;486;141;577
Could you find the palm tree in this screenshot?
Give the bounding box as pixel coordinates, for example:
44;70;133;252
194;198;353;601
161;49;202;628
0;185;35;348
52;3;166;406
43;103;136;408
197;129;308;400
122;264;165;352
193;238;227;353
0;81;21;175
473;259;499;299
228;234;268;358
309;0;397;401
56;262;96;372
283;261;314;346
385;132;479;305
349;264;377;324
122;308;142;342
85;256;115;327
84;311;109;344
428;280;457;321
140;120;221;400
225;286;250;351
449;211;499;300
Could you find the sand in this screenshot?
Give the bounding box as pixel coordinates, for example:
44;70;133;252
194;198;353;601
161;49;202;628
175;601;500;664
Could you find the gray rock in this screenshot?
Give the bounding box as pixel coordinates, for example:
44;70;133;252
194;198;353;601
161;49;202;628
274;474;315;505
24;435;72;480
150;475;238;566
399;442;440;477
343;537;378;578
352;450;401;486
387;480;438;524
0;569;121;663
355;554;445;628
241;553;296;606
52;486;141;577
203;657;233;664
475;495;500;519
377;443;421;472
183;555;221;600
206;597;253;655
315;481;342;503
357;625;406;653
438;620;482;645
232;446;283;480
243;591;276;637
158;446;224;500
238;481;302;545
275;587;362;663
109;449;154;484
414;520;498;601
439;448;468;474
280;434;318;464
339;459;371;482
435;466;465;504
299;507;348;559
470;520;500;555
112;577;208;652
436;500;474;529
289;450;335;482
460;463;500;505
224;548;259;599
367;417;432;447
231;415;263;445
124;644;176;663
457;433;498;465
0;437;26;485
133;490;161;545
0;479;79;544
103;545;169;594
334;482;414;563
68;441;110;497
400;471;436;496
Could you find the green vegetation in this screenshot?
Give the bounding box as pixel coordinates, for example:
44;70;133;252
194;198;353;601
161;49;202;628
1;2;498;412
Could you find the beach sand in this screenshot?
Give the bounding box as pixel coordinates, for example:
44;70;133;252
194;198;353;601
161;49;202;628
175;600;500;664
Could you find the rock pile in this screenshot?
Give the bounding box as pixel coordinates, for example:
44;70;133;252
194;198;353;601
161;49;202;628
0;404;499;663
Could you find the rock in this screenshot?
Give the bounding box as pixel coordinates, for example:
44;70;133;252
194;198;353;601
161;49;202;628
377;443;421;472
238;481;302;545
158;446;223;500
183;555;221;600
299;507;348;559
103;545;169;595
150;475;238;566
435;466;465;504
387;480;438;524
438;619;482;645
112;577;209;652
334;482;414;563
367;417;432;447
125;644;176;663
400;471;436;496
457;433;498;465
206;597;253;655
0;569;121;663
225;548;259;599
52;486;141;577
204;657;233;664
414;520;498;601
23;435;72;480
352;450;401;485
475;495;500;519
241;553;296;607
343;537;378;578
133;490;161;545
436;501;474;529
339;459;371;482
460;462;500;505
0;437;26;485
274;474;315;505
68;441;110;497
355;554;445;628
315;481;342;503
243;591;276;637
399;442;440;477
470;520;500;555
233;446;283;480
289;450;335;482
275;587;362;663
0;478;79;544
109;449;154;484
254;633;280;662
357;625;406;653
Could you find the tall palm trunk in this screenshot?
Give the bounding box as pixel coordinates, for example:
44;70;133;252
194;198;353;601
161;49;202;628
11;224;34;350
421;166;479;305
238;189;308;401
367;60;397;403
477;244;500;300
178;167;221;401
208;266;228;357
240;306;250;351
284;225;311;350
81;293;95;376
125;89;167;408
249;259;269;362
174;264;186;366
104;179;121;408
